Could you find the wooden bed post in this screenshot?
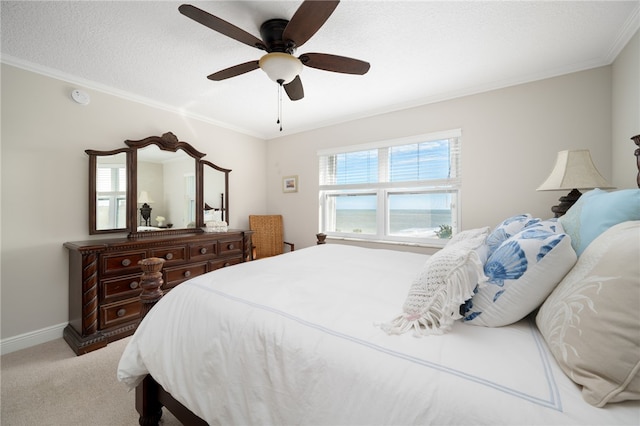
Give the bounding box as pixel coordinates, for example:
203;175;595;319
136;376;163;426
136;257;165;426
137;257;165;321
134;256;209;426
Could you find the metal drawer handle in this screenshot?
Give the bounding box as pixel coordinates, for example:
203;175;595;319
183;270;191;278
129;281;139;289
121;259;131;267
200;248;207;254
165;253;174;260
117;308;126;317
227;243;235;250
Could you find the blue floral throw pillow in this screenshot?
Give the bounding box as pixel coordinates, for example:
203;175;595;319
462;222;577;327
485;214;539;257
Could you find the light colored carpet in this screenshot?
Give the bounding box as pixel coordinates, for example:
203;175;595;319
1;336;180;425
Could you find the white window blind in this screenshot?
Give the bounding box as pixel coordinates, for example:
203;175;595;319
96;165;127;229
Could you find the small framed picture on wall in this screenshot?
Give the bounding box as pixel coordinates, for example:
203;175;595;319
282;175;298;193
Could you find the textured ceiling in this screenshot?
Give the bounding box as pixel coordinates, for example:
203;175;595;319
2;1;639;140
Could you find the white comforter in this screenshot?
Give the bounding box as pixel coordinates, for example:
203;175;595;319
118;244;639;425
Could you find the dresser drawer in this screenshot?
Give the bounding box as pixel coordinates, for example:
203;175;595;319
189;241;218;262
100;298;141;329
150;245;187;264
101;273;142;303
101;250;147;275
210;256;242;271
218;238;243;256
163;262;208;289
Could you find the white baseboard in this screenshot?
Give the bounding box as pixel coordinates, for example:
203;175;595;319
1;323;67;355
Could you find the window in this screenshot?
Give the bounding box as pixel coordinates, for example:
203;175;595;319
318;129;461;245
96;164;127;230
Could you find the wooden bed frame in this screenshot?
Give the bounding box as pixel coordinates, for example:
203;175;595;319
133;136;640;425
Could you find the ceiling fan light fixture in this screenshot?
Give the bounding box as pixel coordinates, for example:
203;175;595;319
259;52;302;84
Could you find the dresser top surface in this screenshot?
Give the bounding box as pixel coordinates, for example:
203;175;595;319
64;229;251;252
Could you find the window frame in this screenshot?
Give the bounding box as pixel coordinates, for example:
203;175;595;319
318;129;461;246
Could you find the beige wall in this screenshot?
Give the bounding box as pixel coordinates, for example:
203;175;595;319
267;66;616;251
612;29;640;188
0;64;267;343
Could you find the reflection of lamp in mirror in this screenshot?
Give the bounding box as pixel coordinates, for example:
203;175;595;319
138;191;154;226
537;149;614;217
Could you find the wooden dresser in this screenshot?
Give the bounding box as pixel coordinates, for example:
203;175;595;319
63;230;252;355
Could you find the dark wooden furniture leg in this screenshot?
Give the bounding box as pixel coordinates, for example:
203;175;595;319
136;376;163;426
135;258;165;426
134;257;209;426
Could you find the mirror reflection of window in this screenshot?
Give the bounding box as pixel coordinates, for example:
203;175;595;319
96;156;126;230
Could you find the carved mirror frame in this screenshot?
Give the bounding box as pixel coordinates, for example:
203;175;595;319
87;132;231;238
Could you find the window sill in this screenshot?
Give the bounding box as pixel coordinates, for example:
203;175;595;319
323;235;446;252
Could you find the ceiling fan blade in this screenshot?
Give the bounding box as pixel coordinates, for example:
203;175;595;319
299;53;370;75
179;4;266;51
282;0;340;48
207;61;260;81
284;76;304;101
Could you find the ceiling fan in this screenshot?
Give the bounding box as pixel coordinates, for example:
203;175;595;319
178;1;371;102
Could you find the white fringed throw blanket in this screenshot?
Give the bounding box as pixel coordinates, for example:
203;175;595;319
382;233;487;336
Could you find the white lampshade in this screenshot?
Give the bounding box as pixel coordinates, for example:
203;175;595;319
259;52;302;84
537;150;614;191
138;190;154;203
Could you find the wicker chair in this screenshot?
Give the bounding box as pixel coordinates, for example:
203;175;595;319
249;215;295;259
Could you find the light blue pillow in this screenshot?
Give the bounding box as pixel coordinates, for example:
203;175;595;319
462;224;577;327
559;189;640;256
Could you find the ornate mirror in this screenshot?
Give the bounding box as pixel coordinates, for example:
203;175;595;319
87;132;231;238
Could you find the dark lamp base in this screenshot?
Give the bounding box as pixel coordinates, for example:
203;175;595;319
551;188;582;218
140;204;152;226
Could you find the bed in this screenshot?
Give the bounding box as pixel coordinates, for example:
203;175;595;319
118;141;640;425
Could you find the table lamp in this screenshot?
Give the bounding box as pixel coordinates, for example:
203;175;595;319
537;149;614;217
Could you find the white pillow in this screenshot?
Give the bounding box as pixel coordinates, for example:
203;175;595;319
382;234;487;336
462;222;576;327
446;226;490;247
204;209;222;222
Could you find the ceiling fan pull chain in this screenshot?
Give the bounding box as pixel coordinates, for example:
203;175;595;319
277;79;284;131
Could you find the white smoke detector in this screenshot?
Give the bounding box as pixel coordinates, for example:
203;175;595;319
71;89;90;105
